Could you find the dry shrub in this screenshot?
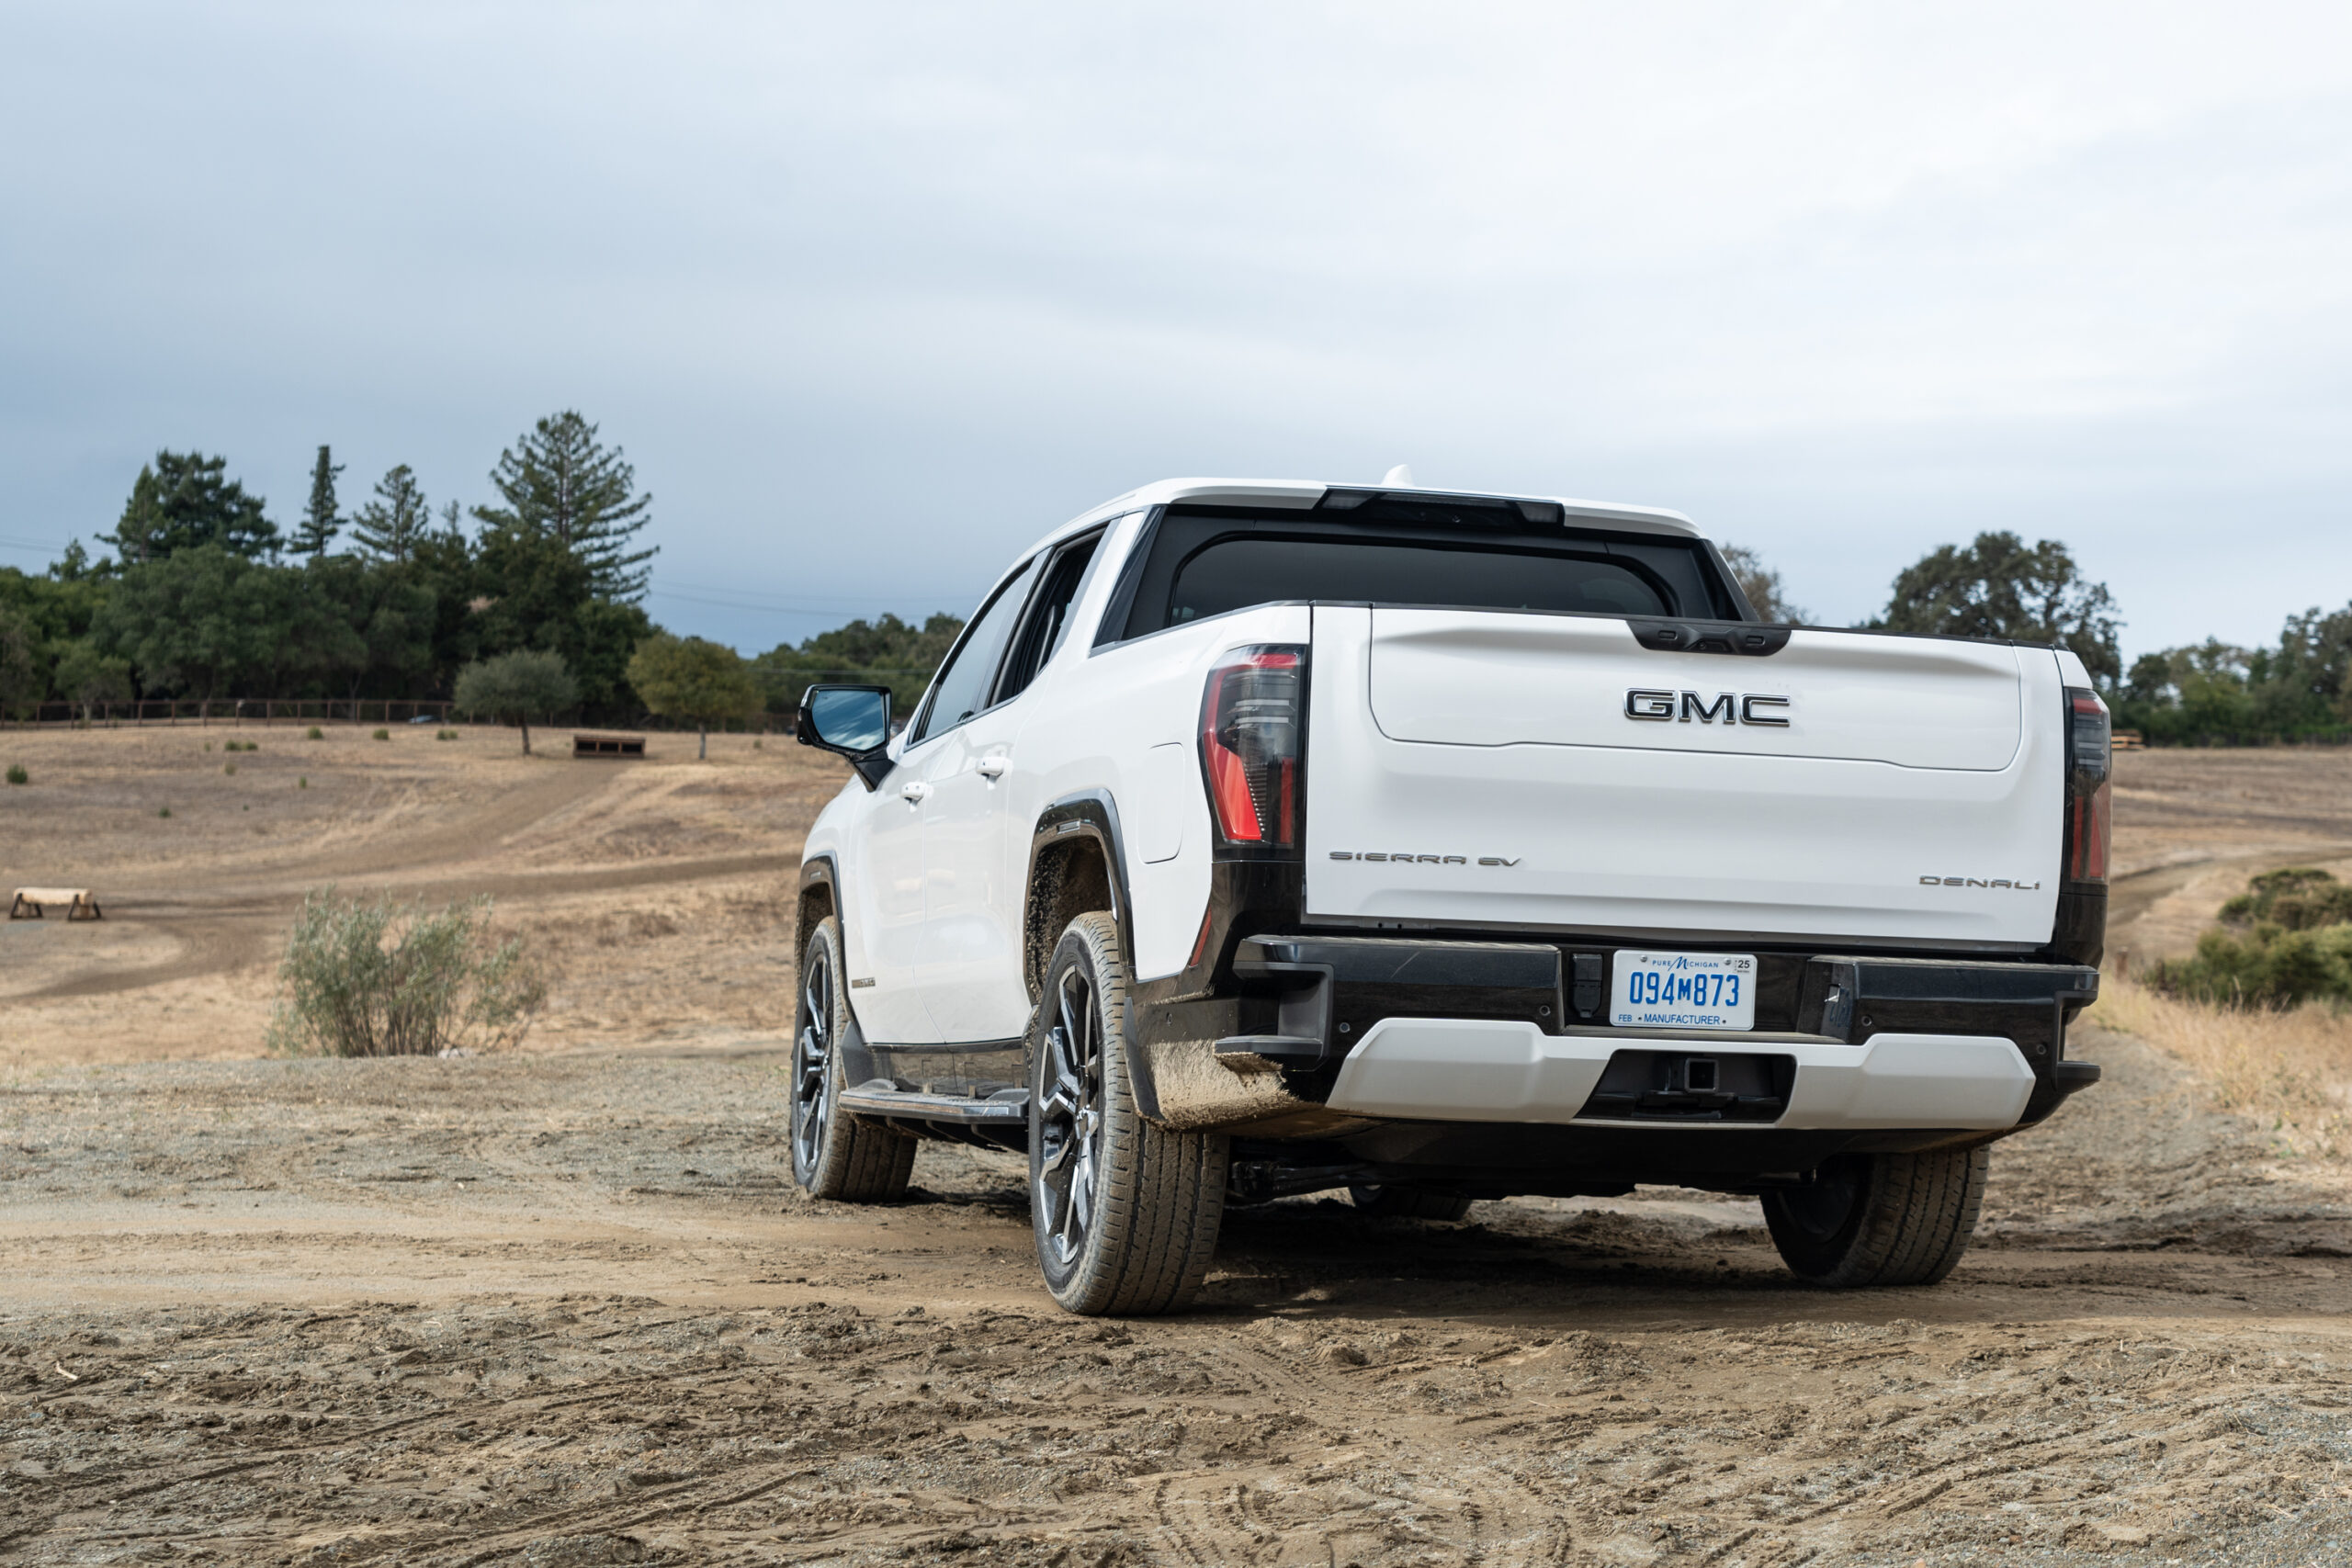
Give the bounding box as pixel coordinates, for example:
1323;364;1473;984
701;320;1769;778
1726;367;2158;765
2091;969;2352;1157
269;886;546;1057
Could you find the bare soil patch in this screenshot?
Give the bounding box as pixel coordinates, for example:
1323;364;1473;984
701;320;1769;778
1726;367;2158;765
4;734;2351;1563
2108;747;2352;968
0;724;836;1065
2;1032;2350;1565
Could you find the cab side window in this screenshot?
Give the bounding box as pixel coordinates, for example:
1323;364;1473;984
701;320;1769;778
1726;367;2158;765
992;531;1103;705
910;556;1042;746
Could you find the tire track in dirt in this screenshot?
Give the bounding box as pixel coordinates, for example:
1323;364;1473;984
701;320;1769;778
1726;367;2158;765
24;793;799;1009
2105;839;2352;960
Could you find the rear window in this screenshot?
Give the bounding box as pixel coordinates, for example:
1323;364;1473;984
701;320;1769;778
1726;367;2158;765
1170;537;1666;625
1100;500;1740;644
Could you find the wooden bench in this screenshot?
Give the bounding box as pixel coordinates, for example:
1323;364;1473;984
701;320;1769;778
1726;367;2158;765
572;732;648;759
2111;729;2146;751
10;887;101;920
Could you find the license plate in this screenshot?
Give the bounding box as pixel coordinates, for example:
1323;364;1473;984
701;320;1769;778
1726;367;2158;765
1610;950;1757;1031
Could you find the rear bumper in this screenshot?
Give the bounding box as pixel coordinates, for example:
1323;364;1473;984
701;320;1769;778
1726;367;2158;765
1142;933;2102;1134
1324;1018;2044;1131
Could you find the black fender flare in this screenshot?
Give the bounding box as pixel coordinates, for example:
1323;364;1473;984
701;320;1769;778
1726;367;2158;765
1026;790;1159;1120
798;853;877;1079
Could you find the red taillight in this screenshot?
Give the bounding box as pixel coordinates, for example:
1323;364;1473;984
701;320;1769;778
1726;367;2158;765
1199;646;1304;850
2064;687;2110;885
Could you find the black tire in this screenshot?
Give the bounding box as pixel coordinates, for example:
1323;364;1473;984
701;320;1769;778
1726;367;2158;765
789;916;914;1202
1348;1185;1474;1222
1761;1147;1988;1287
1029;910;1228;1316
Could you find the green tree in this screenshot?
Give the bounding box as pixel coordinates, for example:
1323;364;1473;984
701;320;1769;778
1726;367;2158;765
750;611;965;719
469;525;650;715
103;451;279;562
0;603;38;717
2113;603;2352;745
1875;531;2121;687
626;632;761;759
406;516;486;696
308;557;437;701
52;639;132;719
1718;543;1807;624
91;545;290;699
475;412;656;601
349;464;430;566
0;558;112;705
453;649;578;755
294;445;344;557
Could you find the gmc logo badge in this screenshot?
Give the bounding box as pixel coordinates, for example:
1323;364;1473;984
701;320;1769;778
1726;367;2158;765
1625;689;1791;727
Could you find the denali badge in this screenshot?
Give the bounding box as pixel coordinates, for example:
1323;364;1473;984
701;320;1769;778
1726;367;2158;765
1329;852;1521;866
1625;689;1791;726
1920;875;2043;890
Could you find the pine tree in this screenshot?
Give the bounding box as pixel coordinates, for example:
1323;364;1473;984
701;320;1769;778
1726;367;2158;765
294;445;345;556
473;412;656;602
349;465;431;566
104;451;278;562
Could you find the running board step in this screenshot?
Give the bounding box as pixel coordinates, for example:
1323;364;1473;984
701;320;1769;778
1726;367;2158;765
837;1081;1029;1123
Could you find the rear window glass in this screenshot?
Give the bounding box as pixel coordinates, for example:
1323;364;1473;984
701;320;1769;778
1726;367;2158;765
1170;537;1666;626
1100;501;1738;644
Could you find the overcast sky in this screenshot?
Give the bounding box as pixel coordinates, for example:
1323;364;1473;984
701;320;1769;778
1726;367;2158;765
4;2;2347;657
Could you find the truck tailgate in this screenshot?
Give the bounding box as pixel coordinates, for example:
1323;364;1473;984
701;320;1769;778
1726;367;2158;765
1305;606;2066;948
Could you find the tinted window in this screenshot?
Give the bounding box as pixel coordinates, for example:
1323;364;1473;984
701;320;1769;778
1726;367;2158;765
993;532;1103;704
1169;537;1666;625
912;556;1041;745
1100;502;1740;644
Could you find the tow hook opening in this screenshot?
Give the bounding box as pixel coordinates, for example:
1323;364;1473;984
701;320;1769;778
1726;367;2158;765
1577;1049;1793;1122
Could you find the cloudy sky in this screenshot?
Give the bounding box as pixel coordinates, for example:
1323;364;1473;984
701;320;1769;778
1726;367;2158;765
3;2;2347;657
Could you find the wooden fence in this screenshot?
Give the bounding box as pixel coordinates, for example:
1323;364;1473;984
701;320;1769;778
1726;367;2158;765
5;699;460;728
4;700;802;736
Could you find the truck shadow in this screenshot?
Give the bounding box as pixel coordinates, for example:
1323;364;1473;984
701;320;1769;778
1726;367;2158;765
1196;1191;2298;1328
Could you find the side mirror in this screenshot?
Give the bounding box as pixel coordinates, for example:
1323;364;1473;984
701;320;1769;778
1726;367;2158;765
797;684;895;789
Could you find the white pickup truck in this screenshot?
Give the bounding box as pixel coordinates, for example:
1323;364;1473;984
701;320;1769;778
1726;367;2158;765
792;479;2109;1316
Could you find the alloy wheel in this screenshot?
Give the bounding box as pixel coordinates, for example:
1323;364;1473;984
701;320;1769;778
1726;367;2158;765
792;945;834;1175
1035;964;1105;1267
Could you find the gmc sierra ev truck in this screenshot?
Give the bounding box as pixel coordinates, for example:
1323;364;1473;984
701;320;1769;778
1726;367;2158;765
792;479;2108;1316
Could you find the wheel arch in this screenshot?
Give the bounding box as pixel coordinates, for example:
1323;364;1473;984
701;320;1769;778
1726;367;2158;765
797;853;842;963
1024;791;1160;1120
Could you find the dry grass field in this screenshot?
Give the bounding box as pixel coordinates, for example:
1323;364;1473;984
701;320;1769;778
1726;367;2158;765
0;721;837;1067
2;729;2350;1567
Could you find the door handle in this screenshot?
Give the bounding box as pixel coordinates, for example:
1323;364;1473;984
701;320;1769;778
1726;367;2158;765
976;756;1010;780
900;781;932;804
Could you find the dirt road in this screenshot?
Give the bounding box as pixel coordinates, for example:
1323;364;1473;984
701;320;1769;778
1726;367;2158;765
0;725;837;1065
5;731;2352;1564
3;1026;2349;1566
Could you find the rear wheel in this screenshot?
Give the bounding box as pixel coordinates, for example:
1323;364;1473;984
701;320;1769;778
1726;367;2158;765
1348;1185;1474;1222
1029;911;1227;1316
789;917;914;1201
1761;1147;1987;1287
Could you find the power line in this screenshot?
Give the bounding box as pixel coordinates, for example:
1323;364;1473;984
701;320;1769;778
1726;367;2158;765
658;576;981;605
647;584;981;616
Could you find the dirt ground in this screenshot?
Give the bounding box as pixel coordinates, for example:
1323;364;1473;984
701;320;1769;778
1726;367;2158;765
2104;746;2352;971
3;728;2350;1566
0;722;831;1067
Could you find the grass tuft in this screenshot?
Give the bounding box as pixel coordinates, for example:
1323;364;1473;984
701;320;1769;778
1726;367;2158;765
2092;969;2352;1157
4;763;25;785
306;726;324;740
435;729;458;741
372;728;390;741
